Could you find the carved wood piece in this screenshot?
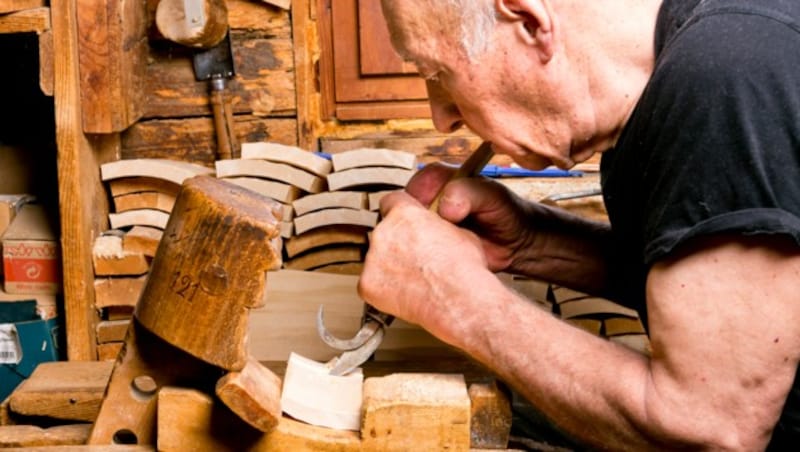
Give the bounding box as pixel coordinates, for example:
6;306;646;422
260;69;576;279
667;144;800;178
0;6;48;33
241;141;332;176
92;235;149;276
101;159;214;185
215;357;282;433
107;177;181;199
280;352;363;431
283;246;363;271
155;0;229;49
293;208;378;235
224;177;302;204
113;191;176;213
285;226;368;258
94;275;147;309
216;159;326;193
96;320;131;344
331;148;417;172
122;226;163;257
292;191;367;216
368;190;397;211
108;209;170;230
326;167;415;191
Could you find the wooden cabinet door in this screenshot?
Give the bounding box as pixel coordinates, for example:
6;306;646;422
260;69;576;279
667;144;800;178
319;0;430;120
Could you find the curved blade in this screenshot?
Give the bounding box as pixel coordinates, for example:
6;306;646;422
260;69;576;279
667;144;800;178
328;326;385;376
316;305;379;351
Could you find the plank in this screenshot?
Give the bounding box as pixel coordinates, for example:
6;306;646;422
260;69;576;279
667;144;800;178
291;191;367;216
0;7;49;33
331;148;417;172
0;424;91;448
284;226;368;258
38;29;54;96
108;209;170;230
0;0;43;14
75;0;147;132
565;318;603;336
223;177;302;204
280;352;363;431
326;167;415;191
215;159;325;193
93;276;147;309
121;116;298;167
283;245;363;271
96;342;123;361
113;191;175;213
361;373;471;451
157;387;361;451
241;142;332;176
121;226;163;257
290;0;317;149
293;208;378;235
100;158;214;185
92;235;149;276
8;361;113;422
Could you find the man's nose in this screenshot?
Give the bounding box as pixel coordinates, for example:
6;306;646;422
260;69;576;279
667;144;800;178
427;81;464;133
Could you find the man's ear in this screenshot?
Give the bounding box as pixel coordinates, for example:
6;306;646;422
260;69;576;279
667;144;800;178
495;0;554;63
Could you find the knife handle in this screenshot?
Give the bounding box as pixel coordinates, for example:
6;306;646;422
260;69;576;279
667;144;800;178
429;141;494;212
210;79;239;160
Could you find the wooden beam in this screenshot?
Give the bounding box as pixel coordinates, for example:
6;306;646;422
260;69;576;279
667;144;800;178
0;7;49;34
0;0;43;14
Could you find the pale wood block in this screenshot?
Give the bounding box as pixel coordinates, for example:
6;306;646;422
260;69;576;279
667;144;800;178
604;316;646;337
331;148;417;172
107;177;180;198
158;386;361;451
108;209;169;230
241;141;332;176
285;226;368;258
113;191;176;213
96;342;123;361
565;318;603;336
368;190;397;211
8;361;112;422
292;191;367;216
559;297;638;319
95;319;130;344
361;373;471;452
293;208;378;235
216;159;326;194
283;246;363;271
92;235;149;276
279;220;293;239
0;6;48;33
468;381;512;449
216;357;282;433
280;352;363;431
220;177;302;204
94;275;147;309
100;159;214;185
122;226;163;257
0;424;91;448
327;167;415;192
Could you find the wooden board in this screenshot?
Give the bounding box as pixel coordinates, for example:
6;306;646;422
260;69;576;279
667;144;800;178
100;158;214;185
283;246;363;271
113;191;175;213
92;235;149;276
284;226;368;258
95;319;130;344
108;209;169;230
0;0;43;14
241;142;332;176
0;424;91;448
326;167;414;191
216;159;326;193
93;275;146;309
223;177;302;204
292;191;367;216
0;6;49;33
293;208;378;235
331;148;417;172
157;387;361;451
8;361;113;422
122;226;163;257
107;177;181;198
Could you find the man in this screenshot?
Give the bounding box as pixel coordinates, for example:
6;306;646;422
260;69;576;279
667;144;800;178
358;0;800;449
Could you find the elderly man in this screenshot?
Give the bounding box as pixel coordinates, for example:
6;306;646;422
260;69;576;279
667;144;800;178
358;0;800;449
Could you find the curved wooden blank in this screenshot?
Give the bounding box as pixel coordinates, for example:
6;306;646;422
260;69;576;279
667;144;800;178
283;246;363;271
108;177;181;198
368;190;398;211
331;148;417;172
216;159;326;193
293;208;378;235
101;159;214;185
313;262;364;275
92;235;149;276
94;275;147;308
113;191;176;213
292;191;367;216
123;226;164;257
224;177;303;204
241;142;332;177
326;167;414;192
108;209;170;230
285;225;368;258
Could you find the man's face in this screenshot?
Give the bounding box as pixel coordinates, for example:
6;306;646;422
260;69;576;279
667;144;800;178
382;1;602;170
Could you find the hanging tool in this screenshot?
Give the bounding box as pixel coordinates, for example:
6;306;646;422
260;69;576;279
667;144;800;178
317;141;495;376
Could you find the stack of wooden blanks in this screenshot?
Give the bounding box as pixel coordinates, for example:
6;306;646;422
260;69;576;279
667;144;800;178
551;285;651;355
96;158;214;359
285;148;417;274
215;142;333;245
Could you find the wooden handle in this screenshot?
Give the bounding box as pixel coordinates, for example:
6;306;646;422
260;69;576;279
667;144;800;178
211;89;238;160
429;141;494;212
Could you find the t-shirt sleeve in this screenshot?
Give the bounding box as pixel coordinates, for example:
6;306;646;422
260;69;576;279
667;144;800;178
637;9;800;265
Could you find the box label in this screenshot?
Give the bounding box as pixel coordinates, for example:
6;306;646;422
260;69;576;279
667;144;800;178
0;323;22;364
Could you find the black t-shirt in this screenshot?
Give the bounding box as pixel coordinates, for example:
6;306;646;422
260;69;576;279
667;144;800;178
600;0;800;447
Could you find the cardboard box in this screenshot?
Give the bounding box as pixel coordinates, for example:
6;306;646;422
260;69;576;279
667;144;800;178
0;194;34;236
0;300;61;400
2;204;62;294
